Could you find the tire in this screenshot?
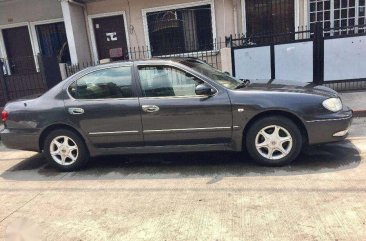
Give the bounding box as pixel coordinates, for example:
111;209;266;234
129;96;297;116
44;129;89;171
245;116;303;166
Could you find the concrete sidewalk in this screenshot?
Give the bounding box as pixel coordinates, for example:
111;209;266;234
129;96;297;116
339;91;366;117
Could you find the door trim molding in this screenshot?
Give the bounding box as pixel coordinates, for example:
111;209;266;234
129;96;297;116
87;11;130;62
143;126;232;134
89;130;139;135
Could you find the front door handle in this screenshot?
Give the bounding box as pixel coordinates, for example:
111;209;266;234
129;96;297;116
68;107;84;115
142;105;160;113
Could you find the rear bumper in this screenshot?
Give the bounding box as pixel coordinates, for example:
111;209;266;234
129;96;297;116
1;128;40;152
305;109;353;145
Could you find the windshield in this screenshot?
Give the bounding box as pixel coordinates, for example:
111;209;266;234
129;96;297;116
180;59;242;89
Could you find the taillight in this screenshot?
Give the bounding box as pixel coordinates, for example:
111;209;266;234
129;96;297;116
2;111;8;122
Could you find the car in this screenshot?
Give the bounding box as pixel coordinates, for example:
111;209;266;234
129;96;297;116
0;58;352;171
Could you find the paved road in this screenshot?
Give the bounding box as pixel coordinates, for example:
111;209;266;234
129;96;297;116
0;119;365;241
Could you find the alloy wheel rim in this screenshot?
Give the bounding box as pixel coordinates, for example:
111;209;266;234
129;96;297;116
255;125;293;160
50;136;79;166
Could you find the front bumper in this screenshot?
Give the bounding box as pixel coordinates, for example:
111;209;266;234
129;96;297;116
305;109;353;145
1;128;40;152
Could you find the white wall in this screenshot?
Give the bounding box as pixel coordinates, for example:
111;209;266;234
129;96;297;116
61;1;91;64
0;0;63;61
0;0;62;25
324;36;366;81
233;46;271;79
85;0;239;49
275;41;313;82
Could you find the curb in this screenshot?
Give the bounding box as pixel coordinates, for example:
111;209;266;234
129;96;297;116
353;110;366;118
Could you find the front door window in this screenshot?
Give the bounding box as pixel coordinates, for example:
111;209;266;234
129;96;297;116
138;66;203;97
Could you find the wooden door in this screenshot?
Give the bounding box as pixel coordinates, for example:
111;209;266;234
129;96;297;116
93;15;128;60
2;26;35;74
245;0;295;43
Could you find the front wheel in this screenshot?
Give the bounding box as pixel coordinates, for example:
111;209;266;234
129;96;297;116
245;116;303;166
44;129;89;171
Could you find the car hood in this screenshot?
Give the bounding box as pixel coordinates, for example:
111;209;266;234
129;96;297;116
237;79;338;98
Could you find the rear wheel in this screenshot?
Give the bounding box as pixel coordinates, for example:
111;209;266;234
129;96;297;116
245;116;302;166
44;129;89;171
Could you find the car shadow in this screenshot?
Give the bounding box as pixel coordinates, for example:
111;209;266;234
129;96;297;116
0;140;362;181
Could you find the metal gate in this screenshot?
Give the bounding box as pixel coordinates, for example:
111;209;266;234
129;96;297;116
0;55;62;107
0;56;45;107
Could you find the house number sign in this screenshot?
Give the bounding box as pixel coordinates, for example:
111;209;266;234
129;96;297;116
106;32;117;41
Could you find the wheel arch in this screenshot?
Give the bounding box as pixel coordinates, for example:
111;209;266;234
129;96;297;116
243;110;309;146
39;123;89;152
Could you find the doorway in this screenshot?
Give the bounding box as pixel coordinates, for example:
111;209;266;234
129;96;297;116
245;0;295;44
91;14;129;61
2;26;36;74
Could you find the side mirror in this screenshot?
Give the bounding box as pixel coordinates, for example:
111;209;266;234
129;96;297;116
195;83;216;96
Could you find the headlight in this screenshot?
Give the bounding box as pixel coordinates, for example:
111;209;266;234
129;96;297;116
322;98;342;112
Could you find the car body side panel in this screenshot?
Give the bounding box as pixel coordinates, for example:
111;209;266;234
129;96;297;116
133;62;234;146
1;91;68;152
228;90;352;148
139;94;233;146
0;59;353;156
63;98;144;148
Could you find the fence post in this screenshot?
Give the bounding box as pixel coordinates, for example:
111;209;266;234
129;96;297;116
0;61;9;102
270;44;276;79
59;63;68;80
225;35;233;48
220;47;233;75
313;22;324;85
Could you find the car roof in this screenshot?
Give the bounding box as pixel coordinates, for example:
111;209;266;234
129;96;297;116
87;57;200;69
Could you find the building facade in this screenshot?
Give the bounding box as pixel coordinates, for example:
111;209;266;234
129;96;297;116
1;0;364;72
0;0;313;67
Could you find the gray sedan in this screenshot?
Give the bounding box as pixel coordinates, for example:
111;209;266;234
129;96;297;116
1;58;352;171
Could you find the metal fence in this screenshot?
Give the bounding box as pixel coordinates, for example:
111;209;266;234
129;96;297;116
65;38;226;77
227;23;366;47
47;23;366;92
0;56;46;106
226;26;311;48
227;23;366;92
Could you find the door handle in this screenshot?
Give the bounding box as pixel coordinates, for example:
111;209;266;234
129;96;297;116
142;105;160;113
68;107;84;115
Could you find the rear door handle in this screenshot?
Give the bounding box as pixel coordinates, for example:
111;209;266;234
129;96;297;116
142;105;160;113
68;107;84;115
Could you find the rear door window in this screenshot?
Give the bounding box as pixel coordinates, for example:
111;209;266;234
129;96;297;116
69;66;134;99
